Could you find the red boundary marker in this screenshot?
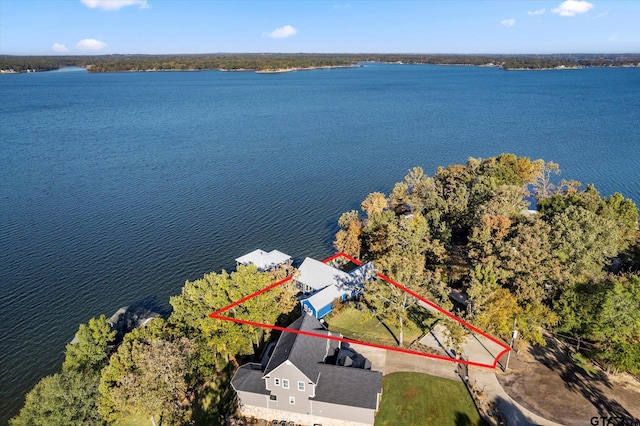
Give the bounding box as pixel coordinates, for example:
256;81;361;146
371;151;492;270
209;252;511;369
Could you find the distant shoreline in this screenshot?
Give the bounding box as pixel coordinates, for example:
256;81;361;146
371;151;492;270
2;57;639;75
255;64;358;74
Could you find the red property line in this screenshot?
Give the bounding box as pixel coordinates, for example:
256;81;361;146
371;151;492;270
209;252;511;369
210;275;293;317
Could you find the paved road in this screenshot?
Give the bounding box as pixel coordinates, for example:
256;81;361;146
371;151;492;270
419;322;506;367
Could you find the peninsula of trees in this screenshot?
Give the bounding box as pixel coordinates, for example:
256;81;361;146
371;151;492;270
1;53;639;73
10;154;640;425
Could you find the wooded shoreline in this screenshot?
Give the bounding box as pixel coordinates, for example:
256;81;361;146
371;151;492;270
2;53;639;74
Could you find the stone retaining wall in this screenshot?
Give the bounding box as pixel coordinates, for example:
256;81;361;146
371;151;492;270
237;405;370;426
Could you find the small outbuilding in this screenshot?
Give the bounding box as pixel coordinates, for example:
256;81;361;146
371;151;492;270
297;258;376;319
235;249;292;272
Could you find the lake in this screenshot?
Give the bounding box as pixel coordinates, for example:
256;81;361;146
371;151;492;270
1;64;638;422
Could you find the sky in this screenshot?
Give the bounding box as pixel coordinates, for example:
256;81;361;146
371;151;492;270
0;0;638;55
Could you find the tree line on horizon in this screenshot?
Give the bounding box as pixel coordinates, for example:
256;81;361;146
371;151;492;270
10;154;640;425
1;53;639;73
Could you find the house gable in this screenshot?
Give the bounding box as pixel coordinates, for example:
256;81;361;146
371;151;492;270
263;314;339;383
263;360;317;414
230;313;383;425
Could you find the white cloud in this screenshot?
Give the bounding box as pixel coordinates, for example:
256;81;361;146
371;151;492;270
76;38;107;50
552;0;594;17
501;18;516;27
264;25;298;39
528;8;546;16
52;43;68;52
80;0;150;11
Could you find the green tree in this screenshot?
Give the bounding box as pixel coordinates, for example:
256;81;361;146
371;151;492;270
63;315;116;374
550;205;620;280
170;265;296;362
363;279;418;346
10;370;103;426
555;275;640;373
443;319;469;356
589;276;640;373
362;210;399;261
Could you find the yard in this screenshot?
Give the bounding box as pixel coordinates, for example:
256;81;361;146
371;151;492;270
375;372;482;426
325;304;435;348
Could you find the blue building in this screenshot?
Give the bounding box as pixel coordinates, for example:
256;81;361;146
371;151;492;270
296;257;376;319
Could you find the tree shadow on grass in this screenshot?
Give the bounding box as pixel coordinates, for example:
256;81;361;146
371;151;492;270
190;363;235;426
408;303;436;329
377;316;401;346
455;412;473;426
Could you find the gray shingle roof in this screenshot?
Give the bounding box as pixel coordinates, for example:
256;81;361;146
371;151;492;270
231;363;270;395
244;313;382;412
263;314;339;384
313;364;383;409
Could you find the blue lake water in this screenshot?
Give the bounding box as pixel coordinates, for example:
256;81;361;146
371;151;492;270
1;64;639;422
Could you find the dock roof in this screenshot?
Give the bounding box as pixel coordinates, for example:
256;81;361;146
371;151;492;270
235;249;291;271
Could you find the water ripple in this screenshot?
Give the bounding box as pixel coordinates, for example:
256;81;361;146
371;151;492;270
2;65;639;423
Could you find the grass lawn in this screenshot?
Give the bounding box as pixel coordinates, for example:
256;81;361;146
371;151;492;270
326;305;432;347
375;372;482;426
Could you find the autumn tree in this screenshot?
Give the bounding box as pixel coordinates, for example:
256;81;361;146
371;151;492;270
99;333;198;426
361;191;388;217
531;160;560;198
334;210;362;258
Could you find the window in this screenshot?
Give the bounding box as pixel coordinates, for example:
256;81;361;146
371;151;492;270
274;378;280;386
269;395;277;401
282;379;289;389
289;396;295;405
298;381;305;391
